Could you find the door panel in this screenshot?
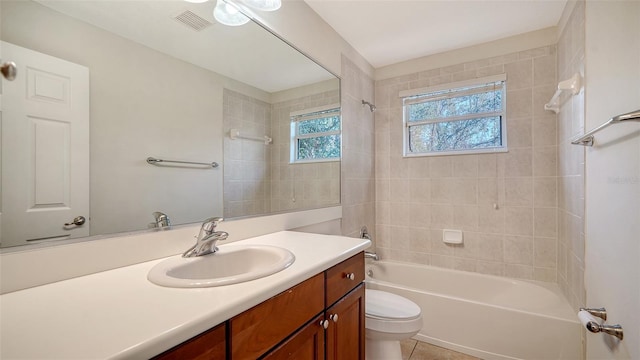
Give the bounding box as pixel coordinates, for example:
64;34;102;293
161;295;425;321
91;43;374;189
1;41;89;246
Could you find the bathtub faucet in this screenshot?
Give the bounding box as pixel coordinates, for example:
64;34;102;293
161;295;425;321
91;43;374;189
364;251;379;261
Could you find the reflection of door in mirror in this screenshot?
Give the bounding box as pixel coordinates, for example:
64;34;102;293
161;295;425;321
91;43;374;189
1;41;90;247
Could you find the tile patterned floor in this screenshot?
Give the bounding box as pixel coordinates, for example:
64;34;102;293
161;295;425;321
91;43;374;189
401;339;482;360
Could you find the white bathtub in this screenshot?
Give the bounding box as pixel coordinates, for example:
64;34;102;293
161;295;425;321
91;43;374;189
365;261;581;360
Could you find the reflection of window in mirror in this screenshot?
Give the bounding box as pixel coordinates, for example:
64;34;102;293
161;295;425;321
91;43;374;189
290;104;341;163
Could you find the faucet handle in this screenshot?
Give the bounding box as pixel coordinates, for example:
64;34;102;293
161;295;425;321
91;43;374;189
201;217;224;232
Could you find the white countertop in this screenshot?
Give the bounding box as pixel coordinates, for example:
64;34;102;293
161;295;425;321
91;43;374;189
0;231;370;359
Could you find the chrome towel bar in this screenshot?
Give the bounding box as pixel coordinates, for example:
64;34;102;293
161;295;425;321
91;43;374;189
146;157;219;168
572;109;640;146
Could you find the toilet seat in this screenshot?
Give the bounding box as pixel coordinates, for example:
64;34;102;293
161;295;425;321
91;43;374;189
366;289;421;320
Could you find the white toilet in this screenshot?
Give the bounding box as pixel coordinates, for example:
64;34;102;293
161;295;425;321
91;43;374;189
365;289;423;360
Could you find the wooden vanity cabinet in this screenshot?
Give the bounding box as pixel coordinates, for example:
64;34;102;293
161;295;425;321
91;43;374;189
152;323;225;360
152;252;365;360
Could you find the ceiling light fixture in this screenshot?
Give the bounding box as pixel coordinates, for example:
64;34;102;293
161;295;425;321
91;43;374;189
242;0;281;12
185;0;281;27
213;0;250;26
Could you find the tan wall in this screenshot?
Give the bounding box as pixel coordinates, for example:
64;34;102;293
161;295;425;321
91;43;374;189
556;0;586;310
374;45;559;281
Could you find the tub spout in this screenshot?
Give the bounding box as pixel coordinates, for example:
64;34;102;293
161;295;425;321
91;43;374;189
364;251;379;261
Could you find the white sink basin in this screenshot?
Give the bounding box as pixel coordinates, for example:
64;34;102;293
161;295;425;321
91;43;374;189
148;244;295;288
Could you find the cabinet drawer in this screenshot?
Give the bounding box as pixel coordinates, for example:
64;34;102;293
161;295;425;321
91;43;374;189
152;323;225;360
325;253;364;306
229;273;324;359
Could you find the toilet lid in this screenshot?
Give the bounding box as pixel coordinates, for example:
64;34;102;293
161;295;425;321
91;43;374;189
365;289;421;320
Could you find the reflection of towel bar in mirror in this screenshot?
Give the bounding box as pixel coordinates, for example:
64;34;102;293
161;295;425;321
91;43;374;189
229;128;272;145
146;157;219;168
571;109;640;146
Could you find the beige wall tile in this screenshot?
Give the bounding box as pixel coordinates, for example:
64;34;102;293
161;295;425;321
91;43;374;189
408;157;430;178
408;227;431;252
534;55;557;87
504;206;533;236
452;155;479;177
534;207;558;238
453;206;479;231
453;258;477;272
504;264;534;280
507;117;533;148
390;179;410;201
534;146;558;176
534;267;557;282
430;156;452;177
430;254;455;269
476;261;504;276
431;179;454;204
505;59;533;90
409;203;431;228
409;179;431;202
505;177;534;206
473;232;504;262
506;89;533;118
478;204;504;234
390;202;410;226
430;204;454;229
504;235;534;265
534;236;557;268
533;177;557;207
503;148;533;176
451;179;478;205
478;178;504;206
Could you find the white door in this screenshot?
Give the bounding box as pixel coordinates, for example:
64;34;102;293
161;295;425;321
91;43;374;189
584;2;640;359
1;41;90;247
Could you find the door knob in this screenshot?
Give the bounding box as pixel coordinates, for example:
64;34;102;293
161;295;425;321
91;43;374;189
330;314;339;323
1;61;17;81
64;216;86;226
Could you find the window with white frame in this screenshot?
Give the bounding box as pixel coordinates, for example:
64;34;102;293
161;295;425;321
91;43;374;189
402;75;507;156
290;104;341;163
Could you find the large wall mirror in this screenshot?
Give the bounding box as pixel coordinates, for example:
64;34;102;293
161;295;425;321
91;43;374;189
0;0;340;249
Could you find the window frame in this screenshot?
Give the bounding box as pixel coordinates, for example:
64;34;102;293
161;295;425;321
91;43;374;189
290;103;342;164
400;74;508;157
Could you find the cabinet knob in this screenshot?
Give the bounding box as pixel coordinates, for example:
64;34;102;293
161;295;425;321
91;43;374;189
319;319;329;329
330;314;339;323
345;272;355;280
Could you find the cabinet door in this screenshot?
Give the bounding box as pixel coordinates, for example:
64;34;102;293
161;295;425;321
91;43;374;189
230;274;324;359
152;323;225;360
325;284;365;360
262;314;325;360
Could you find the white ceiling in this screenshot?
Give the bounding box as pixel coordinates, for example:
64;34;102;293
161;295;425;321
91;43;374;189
304;0;567;68
36;1;335;93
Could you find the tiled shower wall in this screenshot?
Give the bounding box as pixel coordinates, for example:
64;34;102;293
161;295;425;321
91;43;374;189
374;45;560;281
341;55;376;238
223;89;272;218
223;88;342;218
270;90;341;213
557;0;586;309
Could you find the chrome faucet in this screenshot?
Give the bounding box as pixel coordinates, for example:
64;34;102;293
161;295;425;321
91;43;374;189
364;251;379;261
152;211;171;229
182;217;229;258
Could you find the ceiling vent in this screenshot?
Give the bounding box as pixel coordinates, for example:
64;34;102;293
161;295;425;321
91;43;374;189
173;10;213;32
